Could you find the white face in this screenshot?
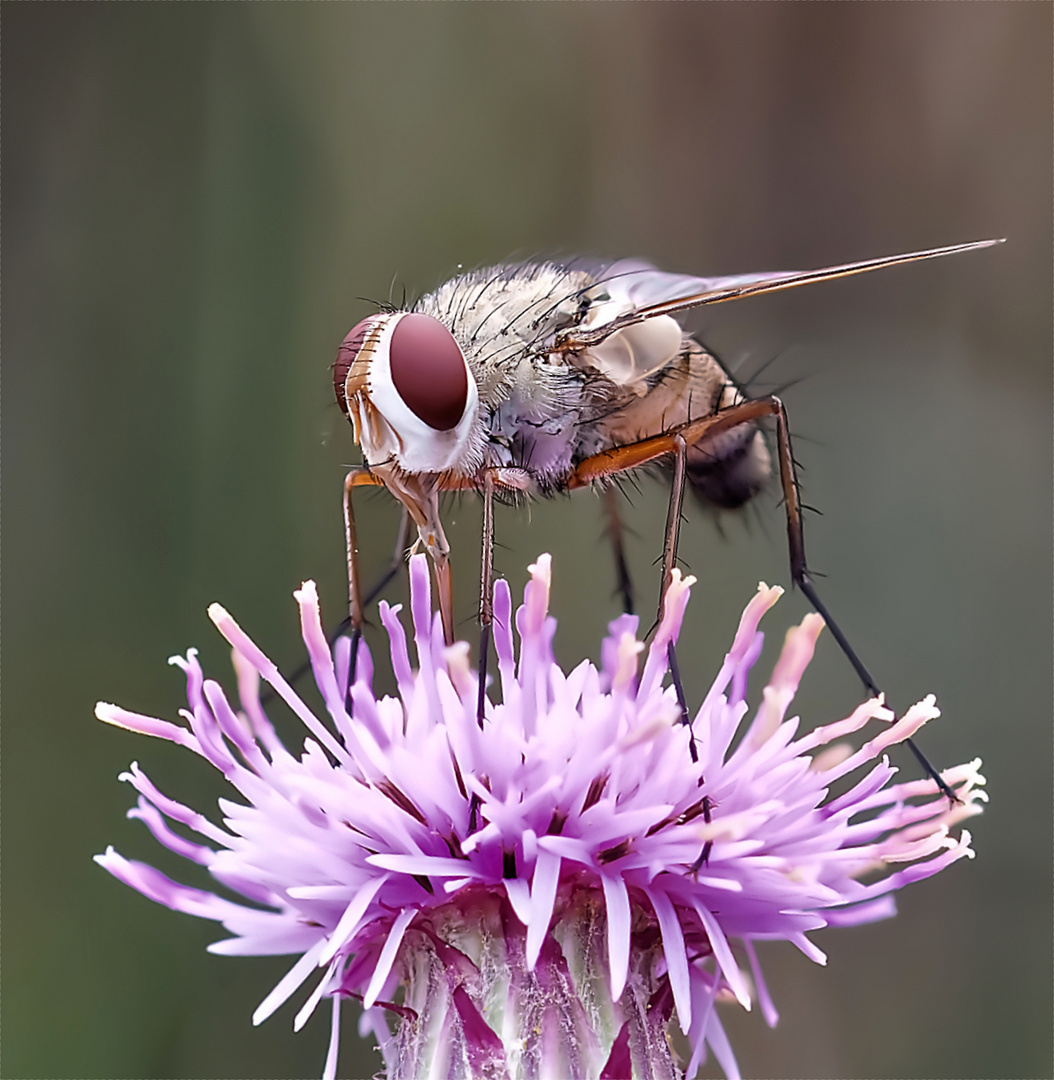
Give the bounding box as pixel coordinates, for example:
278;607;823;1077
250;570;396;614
334;311;480;475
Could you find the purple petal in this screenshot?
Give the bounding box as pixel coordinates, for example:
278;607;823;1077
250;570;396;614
503;878;532;927
95;703;201;752
600;873;631;1001
526;850;560;970
691;898;750;1009
208;604;349;765
492;578;516;698
409;555;433;660
127;798;213;864
704;1008;741;1080
294;581;346;721
686;967;719;1077
378;601;414;700
363;906;417;1008
366;853;483;878
203;679;268;770
322;995;341;1080
744;940;779;1028
318;875;391;965
647;886;692;1031
230;648;284;757
253;939;328;1025
601;613;640;684
94;849;250;922
824;896;897;926
121;763;230;844
294;960;337;1032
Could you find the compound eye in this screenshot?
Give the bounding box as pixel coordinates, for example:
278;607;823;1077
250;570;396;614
334;316;383;416
388;314;468;431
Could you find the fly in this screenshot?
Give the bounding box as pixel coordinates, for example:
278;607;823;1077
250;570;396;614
333;239;1001;795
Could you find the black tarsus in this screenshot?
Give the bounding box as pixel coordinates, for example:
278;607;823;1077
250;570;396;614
476;622;491;731
762;399;960;804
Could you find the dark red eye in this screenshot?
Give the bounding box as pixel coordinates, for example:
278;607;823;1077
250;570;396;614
333;317;380;416
389;314;468;431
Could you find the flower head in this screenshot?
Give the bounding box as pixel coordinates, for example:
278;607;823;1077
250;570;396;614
97;555;984;1079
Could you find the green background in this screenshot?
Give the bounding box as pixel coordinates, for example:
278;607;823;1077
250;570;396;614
4;4;1050;1079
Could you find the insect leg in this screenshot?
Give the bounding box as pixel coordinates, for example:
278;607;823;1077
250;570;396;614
658;435;688;622
567;399;956;801
265;506;410;707
343;467;387;700
762;397;958;801
603;487;635;615
477;471;496;728
658;435;698;757
362;508;412;610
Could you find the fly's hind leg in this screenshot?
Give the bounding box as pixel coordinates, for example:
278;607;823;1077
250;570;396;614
566;398;957;802
762;398;958;801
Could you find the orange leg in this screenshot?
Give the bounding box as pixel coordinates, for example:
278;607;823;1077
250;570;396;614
343;467;386;634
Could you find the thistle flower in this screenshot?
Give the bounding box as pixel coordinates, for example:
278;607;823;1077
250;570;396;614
96;555;984;1080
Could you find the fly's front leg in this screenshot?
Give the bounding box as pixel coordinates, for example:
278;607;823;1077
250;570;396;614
361;508;411;611
343;467;385;702
477;471;496;728
659;435;696;754
267;505;408;708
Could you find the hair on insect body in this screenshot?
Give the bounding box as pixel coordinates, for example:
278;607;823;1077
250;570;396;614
333;239;1002;800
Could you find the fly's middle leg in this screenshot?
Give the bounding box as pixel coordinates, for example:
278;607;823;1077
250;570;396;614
658;435;697;758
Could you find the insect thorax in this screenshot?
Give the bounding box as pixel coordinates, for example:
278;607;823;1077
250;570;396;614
415;262;771;504
416;264;618;488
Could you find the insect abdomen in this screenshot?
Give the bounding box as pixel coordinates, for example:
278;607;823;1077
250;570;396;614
686;422;771;509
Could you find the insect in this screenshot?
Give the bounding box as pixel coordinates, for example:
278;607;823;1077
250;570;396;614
333;239;999;791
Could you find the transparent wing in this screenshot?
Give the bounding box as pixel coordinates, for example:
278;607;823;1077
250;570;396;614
560;239;1003;352
588;259;797;315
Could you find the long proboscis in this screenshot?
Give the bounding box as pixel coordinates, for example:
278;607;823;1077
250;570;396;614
558;238;1005;349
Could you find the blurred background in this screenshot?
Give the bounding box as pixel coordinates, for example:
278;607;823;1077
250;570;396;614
4;4;1050;1079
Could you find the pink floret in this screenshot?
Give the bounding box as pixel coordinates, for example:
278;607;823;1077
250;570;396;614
96;555;985;1079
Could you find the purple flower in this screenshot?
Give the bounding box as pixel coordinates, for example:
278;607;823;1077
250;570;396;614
96;555;984;1079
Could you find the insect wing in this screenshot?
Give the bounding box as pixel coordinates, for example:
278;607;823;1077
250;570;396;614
587;258;796;314
561;239;1003;351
